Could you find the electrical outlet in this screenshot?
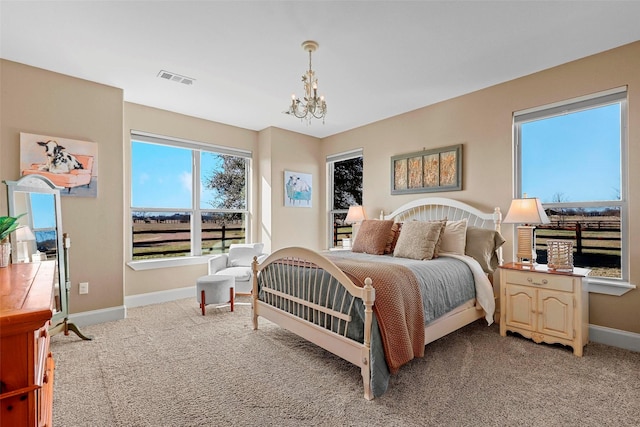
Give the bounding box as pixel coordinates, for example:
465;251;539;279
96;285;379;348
79;282;89;294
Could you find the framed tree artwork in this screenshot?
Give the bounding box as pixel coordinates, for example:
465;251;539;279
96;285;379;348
391;144;462;194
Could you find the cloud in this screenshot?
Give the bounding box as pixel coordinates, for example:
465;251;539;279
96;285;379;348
180;171;192;193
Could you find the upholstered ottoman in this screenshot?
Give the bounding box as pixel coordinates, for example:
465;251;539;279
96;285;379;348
196;274;235;315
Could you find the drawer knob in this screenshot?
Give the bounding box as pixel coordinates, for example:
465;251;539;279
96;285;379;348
527;277;548;286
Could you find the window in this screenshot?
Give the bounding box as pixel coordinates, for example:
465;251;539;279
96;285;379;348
327;149;363;248
514;88;627;282
130;131;250;261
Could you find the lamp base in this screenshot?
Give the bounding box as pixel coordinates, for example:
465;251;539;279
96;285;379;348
17;241;30;263
515;225;537;265
514;260;537;268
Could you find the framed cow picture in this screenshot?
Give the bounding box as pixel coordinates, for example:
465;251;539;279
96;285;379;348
20;132;98;197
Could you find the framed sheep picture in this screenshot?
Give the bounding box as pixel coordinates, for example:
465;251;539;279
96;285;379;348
284;170;312;208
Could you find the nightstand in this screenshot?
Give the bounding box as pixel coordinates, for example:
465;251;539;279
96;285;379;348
499;263;590;356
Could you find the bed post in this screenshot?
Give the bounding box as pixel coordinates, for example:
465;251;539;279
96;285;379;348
493;207;503;266
361;278;375;400
251;256;259;330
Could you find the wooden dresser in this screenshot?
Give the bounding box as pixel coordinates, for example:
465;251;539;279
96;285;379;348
1;261;56;426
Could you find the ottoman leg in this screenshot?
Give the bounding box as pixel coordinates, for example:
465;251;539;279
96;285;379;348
230;287;235;312
200;289;206;316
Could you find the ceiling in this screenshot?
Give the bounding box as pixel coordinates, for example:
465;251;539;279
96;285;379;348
2;1;640;139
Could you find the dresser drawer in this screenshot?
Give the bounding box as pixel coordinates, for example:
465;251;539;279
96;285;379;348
504;270;574;292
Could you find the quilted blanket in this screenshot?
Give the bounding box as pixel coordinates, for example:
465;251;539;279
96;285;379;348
326;256;425;373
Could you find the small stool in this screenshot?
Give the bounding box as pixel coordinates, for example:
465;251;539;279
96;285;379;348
196;274;235;315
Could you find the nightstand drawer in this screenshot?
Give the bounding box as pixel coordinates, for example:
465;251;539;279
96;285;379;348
504;270;574;292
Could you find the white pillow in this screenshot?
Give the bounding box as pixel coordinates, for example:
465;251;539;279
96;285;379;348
228;243;264;267
439;218;468;255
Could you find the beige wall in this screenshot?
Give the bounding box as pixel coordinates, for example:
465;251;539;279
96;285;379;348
2;40;639;334
0;59;124;314
322;41;640;334
259;127;323;251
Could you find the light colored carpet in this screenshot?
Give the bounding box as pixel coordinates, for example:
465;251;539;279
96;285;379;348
51;297;640;427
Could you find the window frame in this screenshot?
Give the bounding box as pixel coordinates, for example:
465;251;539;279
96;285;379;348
513;87;634;295
128;131;251;270
327;149;363;249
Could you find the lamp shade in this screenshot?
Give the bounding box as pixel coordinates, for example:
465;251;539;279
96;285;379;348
15;226;35;241
345;205;367;224
503;198;550;225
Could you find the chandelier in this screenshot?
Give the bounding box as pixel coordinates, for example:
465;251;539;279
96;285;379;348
285;40;327;123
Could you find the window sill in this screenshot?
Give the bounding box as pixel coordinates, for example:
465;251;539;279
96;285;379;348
127;256;210;271
586;277;636;296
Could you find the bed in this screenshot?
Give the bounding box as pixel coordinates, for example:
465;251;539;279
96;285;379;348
251;197;505;399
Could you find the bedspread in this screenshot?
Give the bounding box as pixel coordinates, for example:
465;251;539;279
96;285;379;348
326;256;425;374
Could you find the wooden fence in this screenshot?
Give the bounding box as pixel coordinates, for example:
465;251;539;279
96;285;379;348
536;220;620;255
132;224;245;258
536;220;620;268
333;223;353;247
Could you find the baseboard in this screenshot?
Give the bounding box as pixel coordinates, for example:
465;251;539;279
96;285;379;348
63;287;196;327
68;305;126;327
125;286;196;308
589;324;640;352
67;291;639;354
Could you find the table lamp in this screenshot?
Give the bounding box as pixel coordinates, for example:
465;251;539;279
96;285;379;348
345;205;367;247
503;197;550;265
15;226;36;263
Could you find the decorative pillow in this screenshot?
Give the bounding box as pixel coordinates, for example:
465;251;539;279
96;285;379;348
431;219;447;258
465;226;506;274
393;220;444;260
384;222;402;254
439;218;468;255
352;220;395;255
228;243;265;267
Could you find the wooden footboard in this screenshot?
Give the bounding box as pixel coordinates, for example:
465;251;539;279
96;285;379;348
251;247;376;400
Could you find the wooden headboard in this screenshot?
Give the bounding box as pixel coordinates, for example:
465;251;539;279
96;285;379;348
383;197;502;230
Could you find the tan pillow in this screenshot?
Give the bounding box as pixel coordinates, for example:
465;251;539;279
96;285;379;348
431;219;447;258
384;222;402;254
393;220;444;260
352;220;395;255
465;226;506;273
439;218;468;255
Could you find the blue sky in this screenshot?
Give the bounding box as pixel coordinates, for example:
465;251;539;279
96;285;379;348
521;104;620;204
130;103;621;210
131;142;220;209
31;193;56;229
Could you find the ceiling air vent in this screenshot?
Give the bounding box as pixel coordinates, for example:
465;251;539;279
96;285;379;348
157;70;195;86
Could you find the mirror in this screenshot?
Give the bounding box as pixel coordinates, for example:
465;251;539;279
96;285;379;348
5;175;91;340
6;175;65;319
